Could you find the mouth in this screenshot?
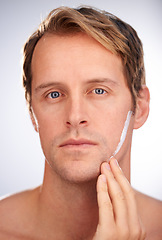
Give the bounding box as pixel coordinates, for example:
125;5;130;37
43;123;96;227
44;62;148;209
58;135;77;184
59;138;98;149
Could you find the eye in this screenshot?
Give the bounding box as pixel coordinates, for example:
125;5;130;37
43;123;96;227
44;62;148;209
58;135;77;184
48;91;61;99
93;88;106;95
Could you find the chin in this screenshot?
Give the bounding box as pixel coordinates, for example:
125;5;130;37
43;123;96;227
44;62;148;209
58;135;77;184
49;157;102;184
46;147;110;184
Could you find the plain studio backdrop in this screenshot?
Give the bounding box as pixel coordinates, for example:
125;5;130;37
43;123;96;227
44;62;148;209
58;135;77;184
0;0;162;200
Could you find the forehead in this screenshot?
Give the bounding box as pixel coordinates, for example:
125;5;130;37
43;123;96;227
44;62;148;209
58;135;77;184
31;33;125;87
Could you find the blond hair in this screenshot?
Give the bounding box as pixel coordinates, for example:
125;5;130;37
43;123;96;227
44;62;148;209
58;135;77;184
23;6;145;110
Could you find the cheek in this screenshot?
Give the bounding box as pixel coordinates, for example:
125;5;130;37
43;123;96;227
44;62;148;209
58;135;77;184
94;105;131;148
92;108;118;146
39;117;62;136
35;108;64;142
37;116;63;160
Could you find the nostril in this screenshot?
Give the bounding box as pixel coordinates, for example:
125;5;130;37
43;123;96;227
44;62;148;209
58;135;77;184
66;120;87;127
80;120;87;124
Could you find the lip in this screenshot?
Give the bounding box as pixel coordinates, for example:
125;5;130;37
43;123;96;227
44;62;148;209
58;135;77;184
59;138;98;148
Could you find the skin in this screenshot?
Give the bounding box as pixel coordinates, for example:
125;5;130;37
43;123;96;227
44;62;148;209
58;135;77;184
0;33;162;240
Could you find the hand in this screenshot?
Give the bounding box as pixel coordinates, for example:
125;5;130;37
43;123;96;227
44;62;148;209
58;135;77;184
93;157;146;240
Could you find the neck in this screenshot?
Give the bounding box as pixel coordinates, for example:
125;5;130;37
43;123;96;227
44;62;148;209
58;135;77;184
38;162;99;240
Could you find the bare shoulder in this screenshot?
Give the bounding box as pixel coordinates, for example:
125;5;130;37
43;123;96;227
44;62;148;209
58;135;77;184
135;190;162;239
0;187;40;239
0;187;40;221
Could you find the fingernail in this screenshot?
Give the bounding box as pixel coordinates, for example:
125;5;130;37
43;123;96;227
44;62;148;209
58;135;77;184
104;162;111;171
114;159;122;170
115;159;119;166
101;174;107;183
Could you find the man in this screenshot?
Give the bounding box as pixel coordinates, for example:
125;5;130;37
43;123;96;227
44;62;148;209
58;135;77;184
0;6;161;240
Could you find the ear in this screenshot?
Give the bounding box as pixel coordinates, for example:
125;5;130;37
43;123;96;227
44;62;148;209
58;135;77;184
30;108;39;132
133;86;150;129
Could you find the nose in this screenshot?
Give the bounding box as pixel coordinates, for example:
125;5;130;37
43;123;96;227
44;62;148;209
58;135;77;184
65;95;89;128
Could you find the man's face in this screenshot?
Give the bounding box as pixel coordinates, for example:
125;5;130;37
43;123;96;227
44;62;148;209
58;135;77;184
31;33;133;183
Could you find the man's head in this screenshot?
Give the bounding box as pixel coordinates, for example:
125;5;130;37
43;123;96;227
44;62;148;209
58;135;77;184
22;6;149;183
23;6;145;112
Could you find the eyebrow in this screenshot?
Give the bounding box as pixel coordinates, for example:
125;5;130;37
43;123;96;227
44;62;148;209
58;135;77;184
86;78;119;86
34;82;65;93
34;78;119;93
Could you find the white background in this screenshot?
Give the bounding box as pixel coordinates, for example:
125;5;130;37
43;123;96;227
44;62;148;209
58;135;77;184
0;0;162;200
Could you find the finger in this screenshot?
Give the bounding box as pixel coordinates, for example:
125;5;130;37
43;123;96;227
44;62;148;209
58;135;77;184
109;157;130;189
110;157;145;238
139;217;147;240
96;174;115;229
101;162;129;232
109;158;138;219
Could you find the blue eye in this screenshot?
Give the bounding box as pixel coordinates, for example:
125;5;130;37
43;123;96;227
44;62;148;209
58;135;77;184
93;88;106;94
49;91;60;98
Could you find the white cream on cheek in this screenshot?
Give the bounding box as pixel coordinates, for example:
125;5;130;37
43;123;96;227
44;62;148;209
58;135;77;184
110;110;132;159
